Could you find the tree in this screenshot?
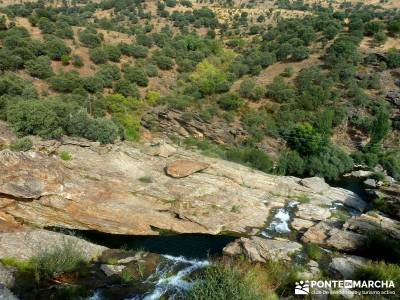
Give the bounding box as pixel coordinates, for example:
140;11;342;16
286;123;327;155
217;93;244;111
369;107;391;146
78;28;102;48
276;150;305;176
124;66;148;87
7;100;63;139
104;45;121;62
153;54;174;70
114;79;140;98
44;36;71;60
89;47;108;64
83;76;104;93
49;71;82;93
96;64;121;87
239;79;255;98
25;56;54;79
190;60;229;95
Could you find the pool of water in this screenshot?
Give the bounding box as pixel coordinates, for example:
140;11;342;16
77;230;236;259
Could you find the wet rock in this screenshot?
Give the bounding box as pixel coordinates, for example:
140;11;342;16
0;230;107;260
0;264;15;288
344;213;400;240
0;285;18;300
344;170;373;178
291;218;315;231
100;264;126;277
165;160;209;178
223;237;302;262
299;177;330;193
329;255;368;279
363;178;377;189
295;204;331;221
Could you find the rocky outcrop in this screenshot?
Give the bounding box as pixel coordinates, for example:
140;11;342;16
0;286;18;300
301;221;366;251
329;255;368;279
223;237;302;262
344;213;400;240
100;264;126;277
0;229;107;260
0;124;367;236
295;204;331;221
0;264;15;288
141;107;248;145
367;182;400;219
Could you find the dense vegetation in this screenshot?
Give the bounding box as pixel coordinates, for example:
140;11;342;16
0;0;398;181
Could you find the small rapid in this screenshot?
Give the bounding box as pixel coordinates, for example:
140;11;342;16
261;201;298;238
87;255;209;300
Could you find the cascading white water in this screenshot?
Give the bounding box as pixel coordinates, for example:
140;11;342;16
138;255;209;300
261;201;298;237
87;255;209;300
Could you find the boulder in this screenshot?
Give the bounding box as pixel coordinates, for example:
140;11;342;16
291;218;315;231
299;177;330;193
223;237;302;262
100;264;126;277
329;255;368;279
0;230;107;261
302;221;366;251
147;142;176;158
344;170;373;178
0;286;18;300
344;213;400;240
0;264;15;288
295;204;331;221
165;160;209;178
363;178;377;189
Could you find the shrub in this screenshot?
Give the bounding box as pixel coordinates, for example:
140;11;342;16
103;45;121;62
49;71;82;93
124;66;148;87
83;76;104;93
85;117;119;144
7;100;63;139
387;48;400;69
114;80;140;98
153;54;174;70
89;47;108;64
59;151;72;161
78;28;102;48
72;55;84;68
34;239;86;279
190;61;229;95
276;150;305;176
9;137;33;151
217;93;244;111
187;261;270;300
25;56;54;79
97;64;121;87
44;36;71;60
130;45;148;58
355;262;400;297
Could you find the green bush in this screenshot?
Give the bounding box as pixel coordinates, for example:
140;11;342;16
9;137;33;151
7;100;63;139
44;36;71;61
25;56;54;79
217;93;244;111
187;262;269;300
78;28;102;48
124;66;148;87
89;47;108;64
34;239;86;279
59;151;72;161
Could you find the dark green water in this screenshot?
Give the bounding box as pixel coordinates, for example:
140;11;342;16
79;231;236;259
328;177;369;200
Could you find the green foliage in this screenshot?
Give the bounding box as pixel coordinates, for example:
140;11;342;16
9;137;32;151
59;151;72;161
355;262;400;297
43;36;71;60
226;148;273;173
304;244;323;261
83;76;104;93
217;93;244;111
78;28;102;48
286;123;326;156
7;100;64;139
266;77;295;103
34;239;86;279
96;64;121;87
369;107;391;146
114;79;140;98
379;150;400;180
49;71;82;93
387;48;400;69
84;117;120;144
25;56;54;79
124;65;148;87
89;47;108;64
190;60;229;95
276;150;305;176
187;261;271;300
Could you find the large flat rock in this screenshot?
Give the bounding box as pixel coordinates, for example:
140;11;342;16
0;133;367;236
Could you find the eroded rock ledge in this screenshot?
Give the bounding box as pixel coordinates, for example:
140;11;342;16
0;125;366;236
